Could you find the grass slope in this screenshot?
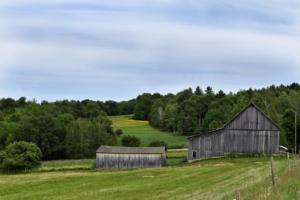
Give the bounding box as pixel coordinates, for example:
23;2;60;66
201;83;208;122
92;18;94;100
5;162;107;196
110;115;186;148
0;157;294;200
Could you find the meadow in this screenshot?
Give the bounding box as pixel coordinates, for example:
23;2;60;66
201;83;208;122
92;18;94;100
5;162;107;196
1;156;299;200
110;115;186;148
1;115;299;200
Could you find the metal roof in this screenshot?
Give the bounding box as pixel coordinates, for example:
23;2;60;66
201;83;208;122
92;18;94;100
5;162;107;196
96;146;166;154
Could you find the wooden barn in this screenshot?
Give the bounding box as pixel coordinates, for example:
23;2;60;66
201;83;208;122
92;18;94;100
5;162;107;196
188;103;280;161
96;146;166;168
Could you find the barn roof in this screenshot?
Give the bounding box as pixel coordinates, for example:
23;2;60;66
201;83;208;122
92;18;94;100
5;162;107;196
187;103;280;139
96;146;166;154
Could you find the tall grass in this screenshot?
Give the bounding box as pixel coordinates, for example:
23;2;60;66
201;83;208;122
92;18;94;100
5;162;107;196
224;155;300;199
110;115;186;147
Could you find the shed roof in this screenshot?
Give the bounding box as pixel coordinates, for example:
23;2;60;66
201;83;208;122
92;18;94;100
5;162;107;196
96;146;166;154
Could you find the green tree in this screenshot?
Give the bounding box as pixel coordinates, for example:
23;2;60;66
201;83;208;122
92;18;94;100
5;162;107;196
121;135;141;147
163;102;178;132
115;129;123;137
104;101;120;116
149;99;165;128
281;109;300;150
0;141;42;172
134;93;161;120
149;140;167;147
195;86;203;95
177;99;198;135
65;116;116;159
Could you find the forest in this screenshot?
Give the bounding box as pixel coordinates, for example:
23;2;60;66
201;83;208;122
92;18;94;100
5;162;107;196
0;83;299;160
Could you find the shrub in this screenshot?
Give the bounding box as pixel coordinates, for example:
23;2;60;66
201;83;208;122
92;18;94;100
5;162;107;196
0;141;42;172
121;135;141;147
167;144;185;149
149;140;167;147
115;129;123;137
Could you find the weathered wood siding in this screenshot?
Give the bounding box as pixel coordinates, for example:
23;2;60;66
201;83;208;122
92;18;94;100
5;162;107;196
188;104;280;160
224;105;279;131
188;130;224;159
222;130;279;154
96;153;166;168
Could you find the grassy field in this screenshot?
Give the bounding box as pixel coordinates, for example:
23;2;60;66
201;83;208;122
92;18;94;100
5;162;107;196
1;116;299;199
39;159;95;171
110;115;186;148
1;156;298;200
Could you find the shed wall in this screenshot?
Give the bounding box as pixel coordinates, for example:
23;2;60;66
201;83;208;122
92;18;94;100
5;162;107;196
96;153;165;168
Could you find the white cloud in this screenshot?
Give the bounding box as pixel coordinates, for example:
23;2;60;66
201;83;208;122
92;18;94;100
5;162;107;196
0;0;299;100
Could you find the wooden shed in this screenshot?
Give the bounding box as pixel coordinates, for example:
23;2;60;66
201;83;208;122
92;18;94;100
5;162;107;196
188;103;280;161
96;146;166;168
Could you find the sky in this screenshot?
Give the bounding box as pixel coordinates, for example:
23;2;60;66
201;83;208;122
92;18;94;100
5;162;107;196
0;0;300;101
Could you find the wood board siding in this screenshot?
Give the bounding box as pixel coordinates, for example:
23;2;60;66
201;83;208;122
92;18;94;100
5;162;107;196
96;153;166;168
224;105;278;131
188;104;280;160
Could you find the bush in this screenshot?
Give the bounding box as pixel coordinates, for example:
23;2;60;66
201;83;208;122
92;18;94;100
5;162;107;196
121;135;141;147
0;141;42;172
167;144;185;149
115;129;123;137
149;140;167;147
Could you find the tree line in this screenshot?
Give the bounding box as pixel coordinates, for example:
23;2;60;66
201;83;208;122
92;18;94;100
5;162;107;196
0;100;124;160
0;83;300;161
133;83;300;150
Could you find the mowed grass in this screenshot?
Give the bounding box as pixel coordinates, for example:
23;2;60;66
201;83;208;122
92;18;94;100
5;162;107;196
110;115;186;148
0;157;293;200
39;159;95;171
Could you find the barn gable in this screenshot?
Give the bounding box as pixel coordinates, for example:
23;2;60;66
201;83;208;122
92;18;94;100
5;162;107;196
223;103;280;131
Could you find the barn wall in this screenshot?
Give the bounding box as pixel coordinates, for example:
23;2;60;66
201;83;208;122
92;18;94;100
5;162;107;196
188;130;279;160
96;153;165;168
188;131;224;160
222;130;279;154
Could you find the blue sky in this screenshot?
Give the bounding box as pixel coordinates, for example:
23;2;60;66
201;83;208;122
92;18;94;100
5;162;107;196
0;0;299;101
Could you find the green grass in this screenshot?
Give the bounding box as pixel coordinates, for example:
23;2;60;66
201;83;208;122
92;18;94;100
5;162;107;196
238;157;300;199
38;159;95;171
0;157;294;200
110;115;186;148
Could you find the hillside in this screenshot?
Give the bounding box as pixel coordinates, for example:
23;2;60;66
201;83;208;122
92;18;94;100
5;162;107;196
110;115;186;148
1;156;299;200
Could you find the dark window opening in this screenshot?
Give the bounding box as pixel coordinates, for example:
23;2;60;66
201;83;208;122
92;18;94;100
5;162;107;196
192;151;196;159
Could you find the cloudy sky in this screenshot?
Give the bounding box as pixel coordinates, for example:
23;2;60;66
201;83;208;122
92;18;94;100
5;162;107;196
0;0;299;101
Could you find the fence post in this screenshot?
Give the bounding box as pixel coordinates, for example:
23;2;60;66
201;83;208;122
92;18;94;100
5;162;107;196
234;189;240;200
287;152;291;173
270;156;276;187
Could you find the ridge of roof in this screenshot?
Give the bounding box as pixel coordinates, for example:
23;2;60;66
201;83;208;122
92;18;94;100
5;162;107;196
96;146;166;154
